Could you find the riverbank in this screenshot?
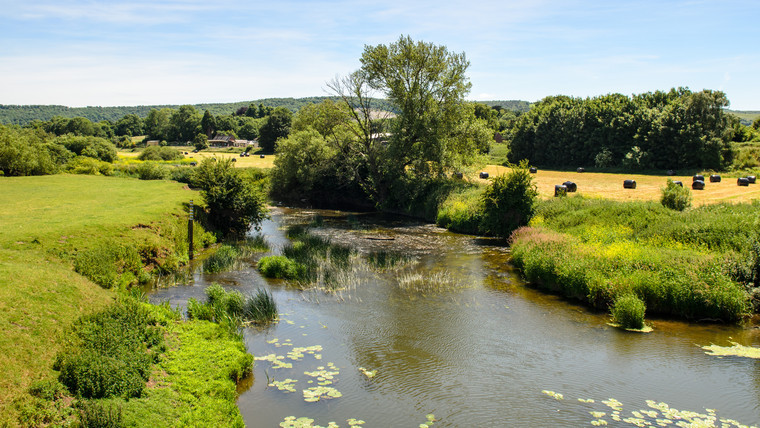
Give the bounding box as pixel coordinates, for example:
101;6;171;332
509;196;760;323
0;174;249;425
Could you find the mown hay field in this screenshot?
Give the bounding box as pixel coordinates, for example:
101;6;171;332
479;166;760;206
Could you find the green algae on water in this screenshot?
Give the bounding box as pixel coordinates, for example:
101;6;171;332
702;342;760;359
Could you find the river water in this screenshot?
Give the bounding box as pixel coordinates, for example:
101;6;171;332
150;208;760;427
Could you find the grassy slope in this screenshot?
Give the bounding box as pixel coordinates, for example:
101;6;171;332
0;175;196;422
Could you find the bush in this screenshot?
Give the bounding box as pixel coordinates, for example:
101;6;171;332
138;146;183;161
170;166;195;184
135;162;168;180
436;186;484;234
661;178;692;211
192;157;268;237
611;294;647;329
65;156;114;175
55;297;166;399
257;255;301;279
55;135;117;162
481;160;538;238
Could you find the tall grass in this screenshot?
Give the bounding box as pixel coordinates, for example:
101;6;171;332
203;245;241;273
259;226;361;290
509;197;756;322
188;283;277;325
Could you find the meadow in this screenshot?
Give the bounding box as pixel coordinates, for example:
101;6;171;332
118;147;276;169
0;175;210;424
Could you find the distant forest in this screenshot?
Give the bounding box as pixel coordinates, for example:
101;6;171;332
0;98;532;125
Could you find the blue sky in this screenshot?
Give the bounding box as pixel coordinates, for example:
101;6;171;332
1;0;758;109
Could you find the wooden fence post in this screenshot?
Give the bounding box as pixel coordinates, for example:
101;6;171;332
188;200;194;261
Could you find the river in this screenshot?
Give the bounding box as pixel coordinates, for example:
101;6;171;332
150;207;760;427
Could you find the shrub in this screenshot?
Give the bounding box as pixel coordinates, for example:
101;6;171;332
481;159;538;238
611;294;647;329
138;146;183;161
170;166;195;184
55;297;165;399
135;162;168;180
192;157;268;237
436;186;484;234
65;156;114;175
661;178;692;211
257;255;301;279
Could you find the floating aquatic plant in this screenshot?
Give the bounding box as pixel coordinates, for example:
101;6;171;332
269;378;298;393
419;413;436;427
303;386;342;402
540;389;756;428
542;390;564;400
702;342;760;359
255;353;293;369
287;345;323;361
358;367;376;380
280;416;339;428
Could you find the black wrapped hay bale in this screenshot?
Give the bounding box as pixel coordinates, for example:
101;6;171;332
738;177;750;186
453;172;463;179
577;167;585;173
562;181;577;192
554;185;567;197
190;161;197;166
260;154;266;158
673;180;683;187
529;167;537;173
623;179;637;189
693;175;704;182
479;172;489;179
748;175;757;184
692;180;705;190
666;170;676;176
709;174;721;183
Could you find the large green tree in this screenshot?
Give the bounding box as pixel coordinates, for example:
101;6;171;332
258;107;292;152
320;35;477;207
168;105;201;143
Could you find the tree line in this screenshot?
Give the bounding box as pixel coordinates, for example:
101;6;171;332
507;89;753;171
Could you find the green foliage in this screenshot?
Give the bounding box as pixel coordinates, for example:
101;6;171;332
65;156;114;175
74;241;143;289
435;185;484;234
54;297;169;399
203;244;240;273
258;106;293;152
192;157;268;237
258;255;302;279
138;145;183;161
188;283;277;324
135;162;169;180
507;197;759;322
508;88;735;171
78;401;123;428
611;295;647;329
55;134;117;162
0;125;63;176
481;160;538;238
660;179;692;211
193;133;209;151
270;128;337;199
244;289;278;323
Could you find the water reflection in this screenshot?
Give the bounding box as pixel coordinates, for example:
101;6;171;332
150;207;760;427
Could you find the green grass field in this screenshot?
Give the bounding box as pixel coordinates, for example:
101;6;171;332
0;175;199;424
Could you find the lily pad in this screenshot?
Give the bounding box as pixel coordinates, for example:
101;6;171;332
607;322;653;333
541;390;564;400
359;367;377;379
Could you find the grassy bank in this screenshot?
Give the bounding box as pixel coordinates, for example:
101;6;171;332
508;196;759;323
0;174;214;424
